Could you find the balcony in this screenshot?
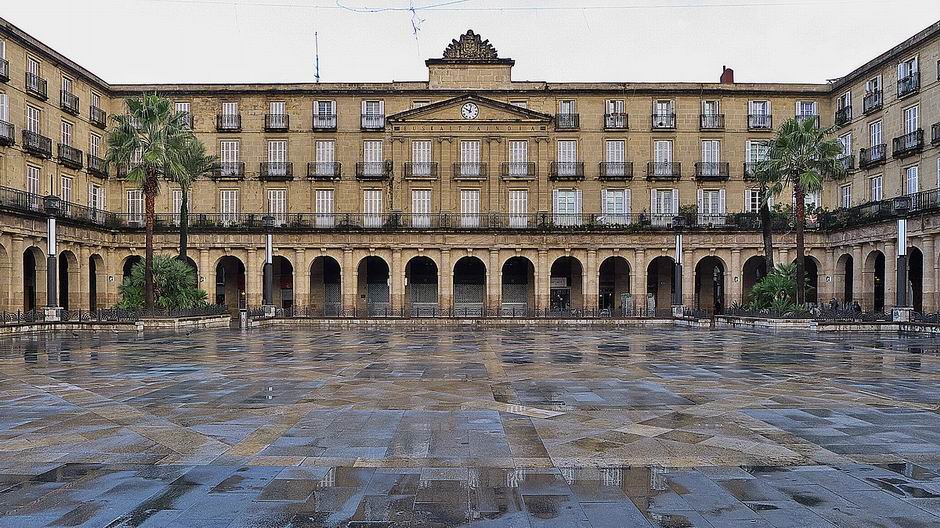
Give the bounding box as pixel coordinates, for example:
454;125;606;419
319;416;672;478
361;114;385;130
550;161;584;181
264;114;289;132
403;162;438;180
892;129;924;158
748;114;773;130
598;162;634;181
58;144;83;170
0;58;8;82
60;90;80;115
453;162;488;180
555;113;579;130
863;91;883;114
838;154;855;172
260;162;293;180
604;113;628;130
932;123;940;146
0;120;13;146
859;144;886;168
646;162;681;181
216;113;241;132
313;113;337;131
835;106;852;127
700;114;724;130
25;73;47;100
307;161;342;180
694;162;729;181
897;72;920;98
180;112;193;130
796;114;820;128
356;161;392;180
652;113;676;129
87;154;108;178
743;162;759;181
500;162;536;179
22;130;52;158
90;106;107;129
210;161;245;180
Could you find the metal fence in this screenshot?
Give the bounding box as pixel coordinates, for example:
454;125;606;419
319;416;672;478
250;304;657;320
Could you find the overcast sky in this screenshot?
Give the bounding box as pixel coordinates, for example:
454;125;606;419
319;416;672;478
6;0;940;85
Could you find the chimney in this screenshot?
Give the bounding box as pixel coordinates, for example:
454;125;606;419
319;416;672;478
720;65;734;84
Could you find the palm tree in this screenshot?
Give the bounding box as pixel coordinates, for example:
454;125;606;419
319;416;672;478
754;164;783;272
172;137;216;262
764;117;846;304
107;94;189;309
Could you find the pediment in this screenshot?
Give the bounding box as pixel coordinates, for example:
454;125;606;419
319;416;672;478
387;95;552;124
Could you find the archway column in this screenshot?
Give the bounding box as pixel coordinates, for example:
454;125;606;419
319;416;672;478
342;249;355;313
632;249;646;311
822;248;835;303
852;245;863;308
730;249;742;305
247;247;259;307
200;249;212;302
924;235;937;312
884;241;896;310
391;248;403;312
682;249;694;307
294;248;309;308
537;249;549;311
11;237;23;311
440;249;452;310
488;249;500;312
78;246;91;310
586;249;597;311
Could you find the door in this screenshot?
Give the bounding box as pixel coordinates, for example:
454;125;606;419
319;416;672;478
509;140;528;176
652;189;677;226
363;190;382;227
460;140;481;177
315;189;334;227
363;140;383;177
553;189;580;226
26;105;41;133
315;140;335;177
269;101;286;127
602;189;629;225
220;190;238;225
698;189;725;224
460;189;480;227
605;140;625;177
903;105;919;135
220;140;239;176
412;140;431;177
701;140;720;176
267;140;287;176
654;140;672;176
61;121;72;147
267;189;287;226
412;189;431;227
221;102;238;128
509;189;528;227
556;140;577;177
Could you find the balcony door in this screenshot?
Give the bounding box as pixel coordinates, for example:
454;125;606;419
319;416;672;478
26;105;41;133
509;140;527;176
221;102;238;127
701;140;720;176
220;140;239;176
267;140;287;176
602;189;629;225
651;188;677;226
903;105;919;135
315;140;334;177
412;189;431;228
509;189;528;228
363;140;383;177
606;140;625;177
315;189;334;227
869;121;882;147
412;140;431;177
460;189;480;227
220;190;238;226
363;189;382;227
697;189;725;225
654;140;672;176
267;189;287;226
460;140;481;177
557;140;577;177
553;189;581;226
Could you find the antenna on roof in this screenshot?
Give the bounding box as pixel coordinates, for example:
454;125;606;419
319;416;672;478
314;31;320;83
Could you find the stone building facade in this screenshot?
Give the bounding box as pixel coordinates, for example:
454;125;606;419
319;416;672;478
0;19;938;316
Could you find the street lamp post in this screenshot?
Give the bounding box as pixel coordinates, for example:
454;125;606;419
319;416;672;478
43;194;62;321
892;196;912;322
672;214;686;317
262;215;276;318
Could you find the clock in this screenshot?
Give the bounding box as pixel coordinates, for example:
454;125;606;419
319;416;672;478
460;102;479;120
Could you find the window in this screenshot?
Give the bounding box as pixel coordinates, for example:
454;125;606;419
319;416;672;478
559;100;576;115
26;105;41;133
697;189;725;225
653;140;673;176
363;189;382;227
60;175;72;204
219;140;239;176
509;189;528;227
267;189;287;225
171;189;183;224
702;100;720;128
127;190;143;224
268;101;287;129
865;76;881;94
363;140;383;176
361;100;385;128
412;189;431;227
61;76;72;95
60;121;72;146
745;189;762;213
89;184;104;218
314;140;335;177
839;184;852;209
175;102;191;128
937;158;940;189
412;100;430;109
315;189;334;227
605;140;626;177
508;140;528;176
902;105;919;134
869;175;883;201
553;189;581;226
411;140;432;177
314;100;336;128
220;102;238;128
0;93;8;124
26;165;40;208
267;139;288;176
747;140;769;163
510;100;527;109
796;101;817;126
602;189;630;225
220;190;238;225
605;99;626;127
91;92;101;109
838;133;852;157
837;91;851;110
904;165;919;195
701;140;721;176
869;120;883;146
898;56;918;79
460;140;481;177
89;133;101;157
26;57;39;77
653;100;674;127
651;188;678;226
748;100;771;128
460;189;481;227
556;139;577;177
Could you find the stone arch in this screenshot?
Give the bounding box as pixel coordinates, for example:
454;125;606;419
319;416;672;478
272;255;294;309
23;246;47;312
121;255;143;282
908;246;924;313
501;256;535;315
309;255;342;315
598;256;631;315
792;255;821;306
694;255;726;314
357;255;390;315
89;253;106;311
405;256;439;316
453;256;486;316
742;255;768;304
58;250;80;311
647;255;675;316
550;256;584;313
215;255;246;309
864;249;886;312
834;253;853;305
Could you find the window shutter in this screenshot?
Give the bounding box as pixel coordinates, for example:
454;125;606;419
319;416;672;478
696;189;703;212
0;94;7;122
719;189;726;215
552;189;559;223
624;189;631;215
671;189;679;214
378;100;385;115
601;189;608;214
650;189;656;213
574;189;582;223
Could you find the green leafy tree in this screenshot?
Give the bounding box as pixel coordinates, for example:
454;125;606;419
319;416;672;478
106;94;189;308
762;118;846;304
171;137;217;262
118;255;208;310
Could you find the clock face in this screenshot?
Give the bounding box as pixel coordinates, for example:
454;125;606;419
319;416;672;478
461;102;479;120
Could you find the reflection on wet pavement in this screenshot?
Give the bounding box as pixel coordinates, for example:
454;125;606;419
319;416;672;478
0;327;939;526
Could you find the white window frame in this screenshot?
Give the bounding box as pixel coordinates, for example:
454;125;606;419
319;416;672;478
411;189;431;228
605;140;626;177
363;189;383;228
460;189;481;228
869;175;883;202
601;188;630;225
220;140;240;176
220;189;239;226
315;189;334;227
508;189;528;227
508;140;529;177
697;188;726;225
411;140;432;177
904;165;919;195
267;188;288;226
839;184;852;209
314;140;335;178
651;188;678;227
127;189;144;224
553;188;581;226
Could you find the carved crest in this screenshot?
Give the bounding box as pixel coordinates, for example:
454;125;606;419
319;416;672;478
442;30;499;61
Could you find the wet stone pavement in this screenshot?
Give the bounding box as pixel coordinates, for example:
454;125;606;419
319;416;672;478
1;328;940;527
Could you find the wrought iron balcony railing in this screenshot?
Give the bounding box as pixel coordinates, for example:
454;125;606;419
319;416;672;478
307;161;342;180
931;123;940;146
25;73;47;100
356;160;392;180
180;112;193;129
23;130;52;158
550;161;585;181
58;144;83;169
260;162;293;180
838;154;855;172
892;129;924;158
210;161;245;179
748;114;772;130
743;162;760;181
604;113;628;129
694;162;729;180
90;106;107;129
652;113;676;129
700;114;724;130
361;114;385;130
216;113;241;132
646;162;681;180
835;106;852;127
60;90;80;115
87;154;108;178
264;114;289;132
500;162;536;179
859;144;887;168
898;72;920;98
313;113;337;130
453;162;488;180
0;58;8;83
404;162;439;179
863;91;883;114
598;162;634;180
796;114;820;128
555;113;579;130
0;120;13;146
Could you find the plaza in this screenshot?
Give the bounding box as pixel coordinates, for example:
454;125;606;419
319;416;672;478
1;326;940;526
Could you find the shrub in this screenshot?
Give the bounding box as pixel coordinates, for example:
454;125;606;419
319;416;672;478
745;262;813;313
118;255;208;309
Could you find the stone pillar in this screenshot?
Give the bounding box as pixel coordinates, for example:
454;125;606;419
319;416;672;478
247;247;259;307
391;248;403;313
342;248;355;313
586;249;597;312
633;248;646;313
729;249;742;306
294;248;308;307
78;245;90;310
439;138;453;213
823;248;835;303
537;249;549;311
200;248;211;302
488;249;500;312
440;248;452;311
884;241;896;310
852;244;863;307
925;235;937;312
682;249;694;307
778;247;789;266
10;236;23;312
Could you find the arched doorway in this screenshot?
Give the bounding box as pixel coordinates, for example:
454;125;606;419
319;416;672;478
310;256;341;315
835;254;853;305
23;247;46;312
405;256;438;316
271;256;294;309
598;256;630;315
742;256;768;304
865;250;886;312
646;256;675;317
58;251;80;311
89;254;106;310
793;256;820;306
550;256;583;314
908;247;923;313
501;256;534;315
453;256;486;316
122;255;142;283
357;256;390;316
695;256;726;314
215;256;246;309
